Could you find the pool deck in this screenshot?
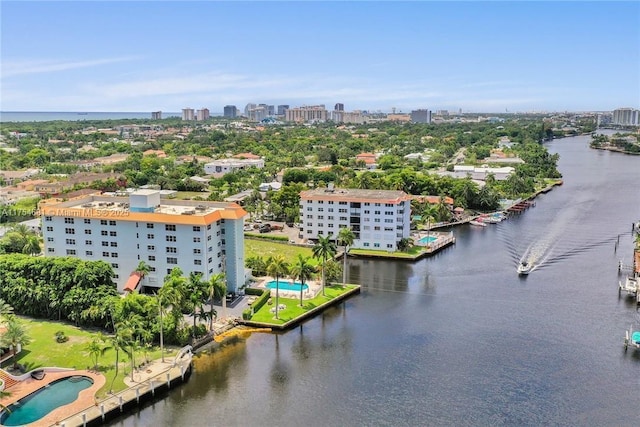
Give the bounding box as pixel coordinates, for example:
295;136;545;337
0;369;105;427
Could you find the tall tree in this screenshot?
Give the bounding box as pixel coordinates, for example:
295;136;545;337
185;272;206;341
289;254;315;307
0;317;32;369
207;273;226;331
266;255;289;319
337;227;355;285
312;235;337;296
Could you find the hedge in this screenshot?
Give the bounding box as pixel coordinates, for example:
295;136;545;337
244;233;289;242
242;287;270;319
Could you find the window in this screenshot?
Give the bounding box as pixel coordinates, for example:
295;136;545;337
364;202;370;206
207;224;211;230
110;242;118;247
45;216;52;222
102;241;109;247
385;219;393;223
339;201;347;205
374;218;380;223
147;245;155;251
66;249;76;255
166;235;176;242
363;226;371;230
364;242;370;247
318;223;324;227
385;203;394;207
64;217;75;224
84;229;92;234
165;224;176;231
328;216;334;220
208;246;213;252
100;220;107;225
375;203;381;207
109;231;117;236
103;251;110;257
387;244;393;248
374;210;381;215
384;227;393;232
328;201;334;205
46;226;53;232
167;257;177;264
193;237;201;243
85;250;93;256
318;208;324;212
84;219;91;224
194;260;202;265
65;238;76;245
318;215;324;220
374;243;380;248
193;226;201;232
148;255;156;261
328;208;334;212
101;230;108;236
339;216;347;221
47;248;55;253
221;239;225;245
385;211;393;216
65;228;75;234
307;207;312;212
111;252;118;258
194;249;201;254
374;226;381;231
113;274;119;279
208;257;213;263
47;237;54;242
149;267;156;272
85;240;92;245
339;208;347;213
318;200;324;204
166;247;177;253
207;235;211;241
111;263;119;269
147;234;154;239
109;220;116;226
147;223;154;229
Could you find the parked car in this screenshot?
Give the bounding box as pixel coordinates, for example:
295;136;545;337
259;224;271;233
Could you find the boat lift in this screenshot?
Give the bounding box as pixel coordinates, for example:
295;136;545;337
623;325;640;352
618;276;640;303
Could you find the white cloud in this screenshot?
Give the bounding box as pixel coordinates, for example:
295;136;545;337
1;57;139;78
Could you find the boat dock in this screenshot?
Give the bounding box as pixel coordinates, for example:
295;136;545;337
506;200;536;214
56;346;193;427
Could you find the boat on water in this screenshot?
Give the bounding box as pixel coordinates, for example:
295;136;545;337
469;220;487;227
624;325;640;352
517;262;532;275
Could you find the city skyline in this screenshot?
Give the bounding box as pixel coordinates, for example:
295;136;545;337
1;1;638;113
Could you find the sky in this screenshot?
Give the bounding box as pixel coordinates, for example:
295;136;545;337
1;1;639;113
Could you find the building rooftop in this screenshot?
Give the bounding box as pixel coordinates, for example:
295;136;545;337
300;188;409;203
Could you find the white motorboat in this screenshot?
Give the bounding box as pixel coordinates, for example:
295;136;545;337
469;220;487;227
619;276;638;295
517;262;532;275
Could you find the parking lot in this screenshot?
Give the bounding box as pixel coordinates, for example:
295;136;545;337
244;221;302;244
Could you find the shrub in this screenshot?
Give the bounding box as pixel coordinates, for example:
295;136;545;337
242;309;252;320
244;233;288;242
246;287;270;313
55;331;68;343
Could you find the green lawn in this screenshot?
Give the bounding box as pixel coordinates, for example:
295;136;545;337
349;246;425;259
245;239;319;266
249;285;357;325
174;191;210;200
4;317;177;397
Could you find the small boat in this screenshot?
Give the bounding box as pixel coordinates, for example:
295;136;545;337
517;262;532;275
624;325;640;352
618;276;638;296
469;220;487;227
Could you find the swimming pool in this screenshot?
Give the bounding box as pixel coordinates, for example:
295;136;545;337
417;235;437;244
265;280;309;291
0;375;94;426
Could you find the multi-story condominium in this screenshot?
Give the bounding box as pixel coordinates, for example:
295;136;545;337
612;108;639;126
182;108;195;121
331;110;365;124
40;190;247;293
244;103;257;117
277;105;289;116
223;105;238;118
410;109;432;124
204;158;265;175
299;187;411;251
247;105;268;122
196;108;210;121
285;105;328;123
151;111;162;120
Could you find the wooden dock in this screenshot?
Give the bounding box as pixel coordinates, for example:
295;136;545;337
57;346;193;427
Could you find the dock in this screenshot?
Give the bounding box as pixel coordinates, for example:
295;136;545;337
57;346;193;427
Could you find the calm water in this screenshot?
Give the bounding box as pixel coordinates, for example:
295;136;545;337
111;134;640;426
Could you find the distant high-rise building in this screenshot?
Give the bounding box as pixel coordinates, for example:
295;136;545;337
223;105;238;118
277;105;289;116
244;103;256;117
410;109;432;124
268;105;275;116
334;103;344;111
151;111;162;120
285;105;328;123
248;105;269;122
196;108;210;121
612;108;639;126
182;108;195;121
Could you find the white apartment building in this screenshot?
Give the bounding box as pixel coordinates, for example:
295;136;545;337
612;108;639;126
285;105;328;123
299;188;411;251
40;190;246;293
450;165;514;181
204;158;265;175
182;108;195;121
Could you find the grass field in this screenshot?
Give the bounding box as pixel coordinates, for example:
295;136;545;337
245;239;319;266
249;285;357;325
349;246;425;259
4;317;177;397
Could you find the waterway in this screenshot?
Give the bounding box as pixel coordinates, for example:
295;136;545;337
109;133;640;426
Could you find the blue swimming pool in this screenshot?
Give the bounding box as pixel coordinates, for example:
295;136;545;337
417;235;437;244
265;280;309;291
0;375;94;426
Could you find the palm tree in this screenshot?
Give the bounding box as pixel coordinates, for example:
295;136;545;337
0;317;31;370
207;273;226;331
337;227;355;285
135;261;151;290
289;254;315;307
266;255;289;319
22;235;41;256
0;298;14;323
157;279;181;363
185;272;206;341
85;333;111;370
312;235;337;296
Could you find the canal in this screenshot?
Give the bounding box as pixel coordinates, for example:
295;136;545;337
110;133;640;426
